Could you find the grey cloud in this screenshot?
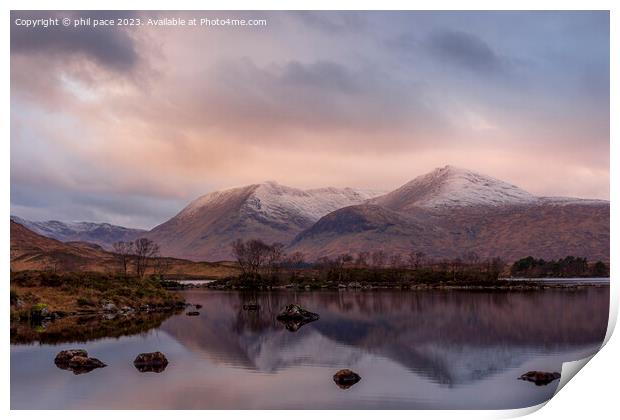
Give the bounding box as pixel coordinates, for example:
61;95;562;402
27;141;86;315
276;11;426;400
386;33;420;52
182;58;448;141
425;30;503;74
291;11;367;34
9;11;609;228
11;10;139;73
280;60;362;94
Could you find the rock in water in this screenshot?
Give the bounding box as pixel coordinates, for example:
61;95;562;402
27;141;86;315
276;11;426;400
134;352;169;373
276;304;319;321
519;371;561;386
54;349;88;365
186;311;200;316
333;369;362;389
68;356;106;374
54;349;106;375
276;304;320;332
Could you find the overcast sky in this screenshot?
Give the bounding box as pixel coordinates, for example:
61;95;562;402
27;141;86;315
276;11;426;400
11;11;609;229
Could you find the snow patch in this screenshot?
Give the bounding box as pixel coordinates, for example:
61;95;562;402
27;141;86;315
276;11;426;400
383;165;538;209
179;182;384;224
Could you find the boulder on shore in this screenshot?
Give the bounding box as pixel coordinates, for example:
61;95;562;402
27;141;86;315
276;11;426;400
276;304;319;332
518;371;561;386
54;349;106;375
333;369;362;389
134;352;169;373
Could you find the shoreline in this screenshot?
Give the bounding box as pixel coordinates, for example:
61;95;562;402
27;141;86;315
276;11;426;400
167;278;610;291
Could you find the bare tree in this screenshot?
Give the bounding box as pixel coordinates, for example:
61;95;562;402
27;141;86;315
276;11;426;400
407;251;426;269
371;250;387;268
284;251;305;267
462;251;480;266
133;238;160;278
354;251;370;268
284;251;305;280
334;253;353;283
153;256;172;278
315;256;333;281
265;242;285;278
487;257;505;278
389;253;404;269
113;241;135;276
232;239;271;278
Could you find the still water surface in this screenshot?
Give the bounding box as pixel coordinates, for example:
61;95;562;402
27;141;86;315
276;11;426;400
11;287;608;409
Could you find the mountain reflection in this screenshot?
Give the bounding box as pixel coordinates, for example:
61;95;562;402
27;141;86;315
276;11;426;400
161;289;608;386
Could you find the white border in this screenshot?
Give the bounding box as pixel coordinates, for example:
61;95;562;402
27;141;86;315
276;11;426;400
3;1;617;419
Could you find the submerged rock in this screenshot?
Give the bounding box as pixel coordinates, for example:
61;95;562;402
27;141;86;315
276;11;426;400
134;352;169;373
243;304;260;311
54;349;106;375
186;311;200;316
519;371;561;386
276;304;319;332
195;304;203;309
333;369;361;389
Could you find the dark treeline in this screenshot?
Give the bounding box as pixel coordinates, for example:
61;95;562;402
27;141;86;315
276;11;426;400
510;256;609;278
231;238;506;286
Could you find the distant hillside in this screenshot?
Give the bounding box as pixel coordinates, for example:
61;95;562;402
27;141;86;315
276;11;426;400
10;221;238;278
10;220;116;272
10;216;145;250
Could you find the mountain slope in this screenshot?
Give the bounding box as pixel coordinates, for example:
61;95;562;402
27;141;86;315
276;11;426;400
371;165;538;210
289;201;609;261
10;216;145;250
290;166;609;261
145;181;384;261
10;220;116;271
10;220;240;278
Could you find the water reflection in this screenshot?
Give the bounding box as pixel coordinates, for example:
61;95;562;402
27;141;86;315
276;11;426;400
11;310;179;345
163;289;607;386
11;288;608;409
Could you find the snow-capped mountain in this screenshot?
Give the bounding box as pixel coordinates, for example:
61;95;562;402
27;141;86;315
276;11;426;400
371;165;606;211
179;181;381;226
371;165;538;210
19;166;607;262
10;216;145;250
289;166;610;261
145;181;384;261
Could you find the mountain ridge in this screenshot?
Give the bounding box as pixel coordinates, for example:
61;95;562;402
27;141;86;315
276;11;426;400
144;181;385;261
13;166;609;262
